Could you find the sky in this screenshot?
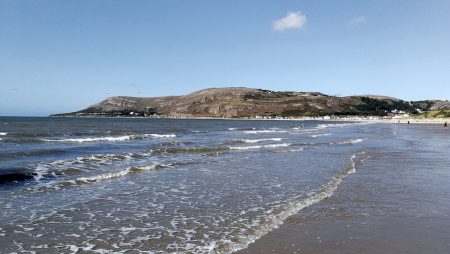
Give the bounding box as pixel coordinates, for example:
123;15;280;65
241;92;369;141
1;0;450;116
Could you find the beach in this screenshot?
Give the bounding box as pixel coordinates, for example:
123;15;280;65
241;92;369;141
239;123;450;254
0;117;449;253
326;117;449;125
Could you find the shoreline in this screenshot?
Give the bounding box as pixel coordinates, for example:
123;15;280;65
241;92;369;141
237;124;450;254
324;117;449;125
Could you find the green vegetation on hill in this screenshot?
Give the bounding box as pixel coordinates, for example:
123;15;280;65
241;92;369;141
415;110;450;118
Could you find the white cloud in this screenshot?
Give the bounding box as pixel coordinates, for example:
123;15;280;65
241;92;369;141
348;16;367;27
273;11;306;32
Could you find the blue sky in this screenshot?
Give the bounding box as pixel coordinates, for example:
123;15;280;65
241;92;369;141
1;0;449;116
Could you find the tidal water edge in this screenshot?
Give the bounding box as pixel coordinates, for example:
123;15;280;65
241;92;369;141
0;117;448;253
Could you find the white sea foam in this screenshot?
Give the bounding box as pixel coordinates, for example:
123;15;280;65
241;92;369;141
41;133;176;143
228;143;290;150
142;134;176;138
42;136;132;143
224;151;367;253
0;132;7;136
76;164;160;183
337;138;366;144
310;133;332;138
32;165;49;181
273;147;305;153
243;130;287;134
237;138;283;143
228;127;256;131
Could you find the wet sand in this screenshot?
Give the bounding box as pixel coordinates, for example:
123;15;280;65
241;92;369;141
328;117;449;125
238;124;450;254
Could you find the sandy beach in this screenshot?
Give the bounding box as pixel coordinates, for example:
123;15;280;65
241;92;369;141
238;123;450;254
327;117;449;125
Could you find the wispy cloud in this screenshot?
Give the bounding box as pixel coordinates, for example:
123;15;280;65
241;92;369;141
273;11;306;32
348;16;367;27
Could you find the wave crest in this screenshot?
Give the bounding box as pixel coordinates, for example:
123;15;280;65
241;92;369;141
41;133;176;143
235;138;283;144
228;143;291;150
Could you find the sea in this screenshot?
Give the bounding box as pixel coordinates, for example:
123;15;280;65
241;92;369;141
0;117;449;253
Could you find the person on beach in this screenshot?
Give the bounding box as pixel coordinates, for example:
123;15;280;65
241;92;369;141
445;121;448;128
407;121;410;124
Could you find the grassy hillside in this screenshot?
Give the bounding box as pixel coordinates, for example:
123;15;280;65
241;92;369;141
414;110;450;118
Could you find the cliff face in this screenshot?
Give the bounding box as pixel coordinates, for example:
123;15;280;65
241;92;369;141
52;87;449;118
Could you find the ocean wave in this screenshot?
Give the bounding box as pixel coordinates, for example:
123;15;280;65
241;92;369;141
76;164;162;183
25;164;173;192
0;151;152;184
234;138;283;144
41;133;176;143
12;145;217;183
32;164;51;181
0;132;7;136
336;138;366;145
228;127;256;131
315;123;355;129
228;143;291;150
310;133;332;138
155;147;229;154
41;136;133;143
141;134;176;138
243;130;288;134
220;151;368;253
271;147;305;153
0;165;53;184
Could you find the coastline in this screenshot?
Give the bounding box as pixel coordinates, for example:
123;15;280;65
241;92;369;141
2;117;449;253
324;117;449;125
237;123;450;254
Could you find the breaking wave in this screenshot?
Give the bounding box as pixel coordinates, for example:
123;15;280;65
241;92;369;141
234;138;283;144
216;151;368;253
228;127;256;131
141;134;176;138
310;133;332;138
76;164;165;183
41;133;176;143
315;123;355;129
25;164;184;192
243;130;288;134
228;143;291;150
336;138;366;145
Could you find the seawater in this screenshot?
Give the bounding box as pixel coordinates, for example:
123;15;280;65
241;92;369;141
0;117;377;253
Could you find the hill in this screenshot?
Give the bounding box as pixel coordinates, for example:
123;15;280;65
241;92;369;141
51;87;450;118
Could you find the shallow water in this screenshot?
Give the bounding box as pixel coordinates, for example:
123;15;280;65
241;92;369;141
239;122;450;254
1;117;444;253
